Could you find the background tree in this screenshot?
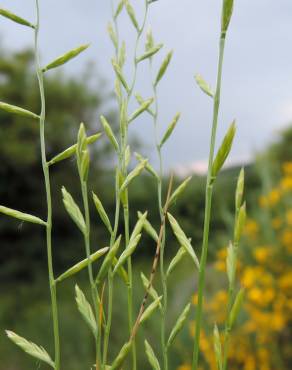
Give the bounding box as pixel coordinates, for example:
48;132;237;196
0;46;116;280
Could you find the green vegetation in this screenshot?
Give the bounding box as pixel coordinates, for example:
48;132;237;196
0;1;290;370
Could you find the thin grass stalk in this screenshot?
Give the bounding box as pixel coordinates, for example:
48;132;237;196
150;64;168;370
222;242;238;370
130;174;174;341
222;189;242;369
191;33;227;370
102;170;121;370
80;181;102;369
117;2;149;368
34;1;60;369
101;3;122;369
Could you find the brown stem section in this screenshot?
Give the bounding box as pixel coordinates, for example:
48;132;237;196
130;173;174;341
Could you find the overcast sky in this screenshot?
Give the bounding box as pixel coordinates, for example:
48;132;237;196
0;0;292;173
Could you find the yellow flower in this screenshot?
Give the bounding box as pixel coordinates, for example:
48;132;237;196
247;287;263;304
177;365;191;370
259;195;268;208
244;355;256;370
271;312;285;331
244;219;259;238
286;210;292;225
268;189;280;206
272;217;282;229
282;161;292;175
214;260;225;272
217;248;227;260
280;176;292;191
258;347;269;361
279;272;292;291
281;229;292;247
192;294;198;305
241;267;257;287
253;247;271;263
263;288;275;304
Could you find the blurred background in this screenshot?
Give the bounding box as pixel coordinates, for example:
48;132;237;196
0;1;291;369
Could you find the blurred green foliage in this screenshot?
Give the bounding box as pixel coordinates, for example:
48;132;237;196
0;46;116;280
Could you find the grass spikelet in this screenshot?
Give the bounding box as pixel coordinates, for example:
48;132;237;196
6;331;54;368
42;44;90;72
167;213;199;269
0;206;46;226
56;247;109;283
75;285;98;339
211;121;236;178
194;74;214;98
160;113;181;147
48;133;101;166
0;101;39;119
62;187;86;234
136;44;163;63
0;8;35;28
144;340;161;370
155;50;173;86
167;303;191;347
140;296;162;324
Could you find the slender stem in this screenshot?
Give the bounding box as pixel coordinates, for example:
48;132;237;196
160;241;168;370
151;69;168;370
123;194;135;367
222;275;235;370
191;36;226;370
130;175;174;341
223;204;240;370
34;1;60;369
102;169;121;369
119;3;149;369
81;181;101;369
101;4;122;369
128;2;149;98
107;1;149;367
102;271;114;369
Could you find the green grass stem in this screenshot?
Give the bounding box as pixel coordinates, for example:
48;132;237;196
191;35;227;370
34;1;60;369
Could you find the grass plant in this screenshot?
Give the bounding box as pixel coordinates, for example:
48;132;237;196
0;1;246;370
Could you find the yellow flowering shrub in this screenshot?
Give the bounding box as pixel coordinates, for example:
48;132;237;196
178;162;292;370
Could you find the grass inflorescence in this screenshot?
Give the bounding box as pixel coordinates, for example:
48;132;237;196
0;1;246;370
